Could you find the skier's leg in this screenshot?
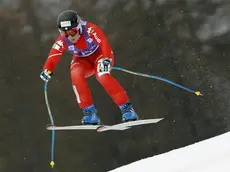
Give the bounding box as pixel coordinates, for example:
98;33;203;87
94;56;137;122
70;58;100;124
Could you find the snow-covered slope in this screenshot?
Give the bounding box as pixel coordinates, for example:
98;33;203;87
108;132;230;172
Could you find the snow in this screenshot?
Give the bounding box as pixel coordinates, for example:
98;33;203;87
108;131;230;172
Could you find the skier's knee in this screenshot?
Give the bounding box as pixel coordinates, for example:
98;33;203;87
96;58;112;78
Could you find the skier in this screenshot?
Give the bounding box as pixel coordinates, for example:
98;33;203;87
40;10;137;125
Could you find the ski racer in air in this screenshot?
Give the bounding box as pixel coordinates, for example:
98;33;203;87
40;10;137;125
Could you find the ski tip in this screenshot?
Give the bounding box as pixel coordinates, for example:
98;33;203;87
50;161;55;168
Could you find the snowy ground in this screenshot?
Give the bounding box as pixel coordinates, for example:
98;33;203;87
108;132;230;172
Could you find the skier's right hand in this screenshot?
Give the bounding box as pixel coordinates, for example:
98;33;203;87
40;69;52;82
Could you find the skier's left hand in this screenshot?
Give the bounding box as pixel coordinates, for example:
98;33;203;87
40;69;52;82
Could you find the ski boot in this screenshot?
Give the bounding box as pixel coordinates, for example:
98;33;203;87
81;105;100;125
119;102;138;122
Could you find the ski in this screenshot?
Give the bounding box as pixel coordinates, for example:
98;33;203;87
97;118;163;132
47;125;129;131
46;118;163;132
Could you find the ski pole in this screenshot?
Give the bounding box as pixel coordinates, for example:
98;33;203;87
44;81;55;168
112;66;203;96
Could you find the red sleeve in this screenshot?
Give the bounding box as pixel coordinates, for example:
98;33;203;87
43;36;67;72
86;22;112;57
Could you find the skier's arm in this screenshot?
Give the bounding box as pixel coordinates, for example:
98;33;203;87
43;36;66;72
40;37;66;82
87;22;112;57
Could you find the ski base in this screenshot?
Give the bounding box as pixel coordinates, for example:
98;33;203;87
47;118;163;132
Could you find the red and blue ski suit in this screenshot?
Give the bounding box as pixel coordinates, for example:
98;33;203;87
42;21;129;108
